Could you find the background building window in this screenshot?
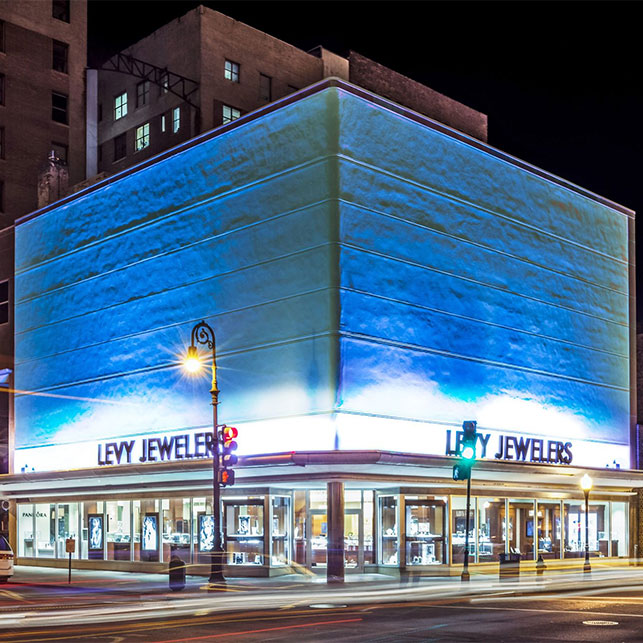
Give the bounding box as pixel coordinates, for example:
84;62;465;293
113;92;127;120
0;280;7;324
135;123;150;151
260;73;272;102
136;80;149;108
0;20;5;53
52;0;70;22
0;181;3;213
51;141;68;164
160;72;169;94
0;127;4;159
113;133;126;161
224;60;240;83
172;106;180;133
222;105;240;124
0;74;5;105
52;40;68;73
161;114;166;132
51;92;68;124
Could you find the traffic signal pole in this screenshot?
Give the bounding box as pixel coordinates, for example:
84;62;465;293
461;472;472;582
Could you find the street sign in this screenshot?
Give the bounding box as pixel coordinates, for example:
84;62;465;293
65;538;76;554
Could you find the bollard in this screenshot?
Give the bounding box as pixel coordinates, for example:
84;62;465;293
536;553;546;579
169;555;186;592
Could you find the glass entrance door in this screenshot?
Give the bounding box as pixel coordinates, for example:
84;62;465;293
308;510;327;568
306;508;364;571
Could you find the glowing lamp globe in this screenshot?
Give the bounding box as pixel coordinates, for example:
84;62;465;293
580;474;593;492
183;345;202;374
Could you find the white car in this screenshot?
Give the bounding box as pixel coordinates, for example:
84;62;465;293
0;535;14;583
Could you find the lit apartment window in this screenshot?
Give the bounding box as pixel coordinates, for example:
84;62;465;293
135;123;150;151
0;280;8;325
114;92;127;120
161;114;166;132
0;128;4;159
52;40;68;73
52;0;70;23
51;92;68;124
51;141;68;164
224;60;240;83
172;106;180;133
113;133;126;161
136;80;149;108
260;73;272;102
222;105;240;124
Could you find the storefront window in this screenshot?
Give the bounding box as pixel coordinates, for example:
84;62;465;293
363;491;374;565
564;500;608;558
17;503;34;557
611;502;628;557
451;496;474;564
82;501;104;560
105;501;130;561
508;499;535;560
133;499;160;562
293;491;306;566
344;490;361;569
162;498;191;563
34;503;56;558
378;495;398;565
224;499;264;566
536;500;561;560
271;496;290;566
477;498;505;561
193;497;213;564
309;490;327;568
56;503;79;559
405;498;445;565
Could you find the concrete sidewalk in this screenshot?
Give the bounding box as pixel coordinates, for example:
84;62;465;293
8;562;643;599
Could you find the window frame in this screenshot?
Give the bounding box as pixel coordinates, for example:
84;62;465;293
172;106;180;133
51;91;68;124
222;104;241;125
135;122;150;152
113;91;128;121
0;127;4;160
224;60;240;83
136;80;149;108
113;133;126;161
51;141;68;165
52;39;69;74
52;0;70;23
0;74;5;106
0;280;7;325
259;73;272;102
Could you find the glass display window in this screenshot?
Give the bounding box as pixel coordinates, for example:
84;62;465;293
508;499;535;560
405;498;445;565
193;497;214;564
564;500;609;558
133;499;160;562
293;491;306;566
378;495;398;566
56;503;79;559
34;503;56;558
17;503;34;557
363;491;374;565
477;498;506;561
451;496;475;564
224;499;264;567
271;496;291;566
82;501;104;560
536;500;561;560
308;490;327;568
611;502;628;557
106;501;131;561
162;498;191;563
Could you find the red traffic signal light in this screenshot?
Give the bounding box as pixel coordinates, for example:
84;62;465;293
219;469;235;486
221;426;238;443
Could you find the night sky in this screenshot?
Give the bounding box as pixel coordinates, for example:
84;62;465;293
88;0;643;321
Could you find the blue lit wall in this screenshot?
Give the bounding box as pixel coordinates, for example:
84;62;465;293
13;85;632;470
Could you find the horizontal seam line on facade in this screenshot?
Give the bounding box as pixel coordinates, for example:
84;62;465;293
342;287;629;360
13;286;336;367
338;196;628;297
337;153;630;265
14;153;337;276
341;243;629;329
13;332;339;395
342;330;629;392
14;195;336;306
14;242;337;336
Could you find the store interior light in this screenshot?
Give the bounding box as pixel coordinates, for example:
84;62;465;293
183;345;202;374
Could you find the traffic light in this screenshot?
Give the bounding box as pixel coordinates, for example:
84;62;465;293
453;420;477;481
219;425;238;487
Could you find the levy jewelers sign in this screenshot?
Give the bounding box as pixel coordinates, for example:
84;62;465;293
445;428;573;465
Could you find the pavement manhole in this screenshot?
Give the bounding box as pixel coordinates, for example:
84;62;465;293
309;604;347;609
582;620;619;626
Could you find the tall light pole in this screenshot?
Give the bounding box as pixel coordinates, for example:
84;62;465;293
184;320;225;584
580;474;593;574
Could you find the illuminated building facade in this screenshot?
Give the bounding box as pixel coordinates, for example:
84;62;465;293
1;80;639;576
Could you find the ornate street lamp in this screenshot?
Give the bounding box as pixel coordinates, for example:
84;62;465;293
580;474;593;573
183;320;225;584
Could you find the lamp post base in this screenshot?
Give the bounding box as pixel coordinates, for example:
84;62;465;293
461;570;470;582
208;549;226;585
583;560;591;573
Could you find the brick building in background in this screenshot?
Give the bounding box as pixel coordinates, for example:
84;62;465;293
93;6;486;175
0;0;87;477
